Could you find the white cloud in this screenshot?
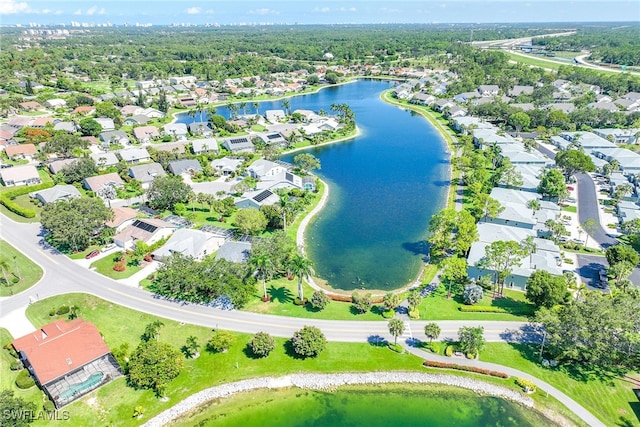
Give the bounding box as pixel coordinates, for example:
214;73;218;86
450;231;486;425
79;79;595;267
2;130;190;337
249;8;279;15
0;0;29;15
205;9;215;15
338;7;357;12
313;7;331;13
73;9;82;15
186;7;201;14
86;6;98;16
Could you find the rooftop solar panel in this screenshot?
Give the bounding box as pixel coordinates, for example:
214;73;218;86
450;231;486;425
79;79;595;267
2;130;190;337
253;190;273;203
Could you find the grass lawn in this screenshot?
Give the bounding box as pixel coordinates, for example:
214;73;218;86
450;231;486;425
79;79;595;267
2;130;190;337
0;240;43;297
505;52;563;70
22;294;427;426
481;342;640;427
0;328;46;406
90;251;144;280
562;205;577;213
418;284;534;321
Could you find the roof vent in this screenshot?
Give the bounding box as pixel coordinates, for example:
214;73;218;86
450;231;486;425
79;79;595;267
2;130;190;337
66;358;72;365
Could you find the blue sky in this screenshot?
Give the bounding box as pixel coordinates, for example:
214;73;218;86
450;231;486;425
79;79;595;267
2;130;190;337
1;0;639;25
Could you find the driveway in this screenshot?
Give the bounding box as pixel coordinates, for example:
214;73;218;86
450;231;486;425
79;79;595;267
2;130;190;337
576;253;640;290
575;173;617;248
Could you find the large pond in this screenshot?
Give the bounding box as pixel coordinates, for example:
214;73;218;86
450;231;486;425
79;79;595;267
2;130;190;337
178;79;449;291
173;385;555;427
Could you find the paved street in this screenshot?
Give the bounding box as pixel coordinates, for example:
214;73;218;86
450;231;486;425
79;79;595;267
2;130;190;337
576;253;640;290
575;173;617;248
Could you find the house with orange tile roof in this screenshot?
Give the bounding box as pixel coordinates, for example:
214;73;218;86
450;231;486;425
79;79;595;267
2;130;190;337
12;318;121;408
5;143;37;160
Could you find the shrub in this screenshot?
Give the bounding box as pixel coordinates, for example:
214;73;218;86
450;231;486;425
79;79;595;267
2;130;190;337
423;361;509;378
310;290;330;310
515;377;537;392
462;284;483;305
444;345;454;357
327;293;352;302
43;400;55;413
10;361;23;371
381;308;395;318
388;343;403;353
56;305;69;315
49;308;57;316
458;305;507;313
207;329;235;353
113;262;126;272
408;308;420;319
249;332;275;358
4;344;18;359
293;297;308;306
15;369;35;389
143;254;153;262
466;352;476;359
292;326;326;358
11;277;19;284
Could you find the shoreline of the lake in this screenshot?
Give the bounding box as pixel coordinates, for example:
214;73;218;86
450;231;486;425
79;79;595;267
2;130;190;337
143;372;536;427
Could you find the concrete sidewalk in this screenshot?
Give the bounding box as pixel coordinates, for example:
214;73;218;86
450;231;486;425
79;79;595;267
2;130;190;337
117;261;160;287
402;342;605;427
0;307;35;339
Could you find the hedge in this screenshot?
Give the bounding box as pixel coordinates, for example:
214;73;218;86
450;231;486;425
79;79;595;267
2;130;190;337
458;306;508;313
423;360;509;379
0;181;54;218
515;377;537;392
15;369;35;389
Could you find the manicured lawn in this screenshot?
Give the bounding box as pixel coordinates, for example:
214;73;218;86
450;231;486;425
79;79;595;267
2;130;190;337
505;52;562;70
23;294;427;426
90;251;144;280
285;180;324;242
0;328;46;405
562;205;577;213
418;284;534;321
0;240;43;297
481;342;640;427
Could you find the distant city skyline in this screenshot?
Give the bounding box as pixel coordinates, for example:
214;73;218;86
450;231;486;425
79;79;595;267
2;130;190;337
1;0;639;26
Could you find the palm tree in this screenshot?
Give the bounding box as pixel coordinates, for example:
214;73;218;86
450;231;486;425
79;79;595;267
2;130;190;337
424;323;441;344
388;318;405;346
581;218;598;248
227;103;239;119
289;253;313;301
0;259;10;287
252;102;260;116
527;199;541;218
250;254;274;301
239;101;248;116
281;99;291;116
12;256;21;281
278;194;291;230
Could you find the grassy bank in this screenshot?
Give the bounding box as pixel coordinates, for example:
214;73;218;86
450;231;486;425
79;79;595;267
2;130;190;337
0;240;43;296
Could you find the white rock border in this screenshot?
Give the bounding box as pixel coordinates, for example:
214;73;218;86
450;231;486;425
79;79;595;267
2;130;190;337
143;371;533;426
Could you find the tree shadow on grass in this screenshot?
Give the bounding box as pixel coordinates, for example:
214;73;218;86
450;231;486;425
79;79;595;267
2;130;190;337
489;295;535;316
367;335;388;347
268;285;294;304
283;339;303;359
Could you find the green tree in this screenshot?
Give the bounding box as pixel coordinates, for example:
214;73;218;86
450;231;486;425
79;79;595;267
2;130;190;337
428;208;457;256
383;292;401;311
250;253;275;301
43;133;89;157
424;323;441;343
250;332;275;358
555;149;595;177
288;253;313;301
59;157;99;184
293;153;321;174
612;183;633;205
291;326;326;358
605;244;639;268
79;117;102;137
127;340;184;396
184;336;200;359
455;209;478;256
440;256;468;298
141;320;164;341
545;218;568;243
581;218;598;247
609;261;634;290
508;111;530;135
310;290;330;310
388;318;405;346
478;240;525;296
147;175;191;211
620;218;640;235
41;198;113;251
351;291;373;314
526;270;568;308
407;290;422;311
234;208;268;236
458;326;485;356
0;390;37;426
249;230;296;277
207;329;235;353
537;168;568;200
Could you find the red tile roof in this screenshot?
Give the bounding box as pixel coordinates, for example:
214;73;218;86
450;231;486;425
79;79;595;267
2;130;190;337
5;143;37;157
12;319;110;385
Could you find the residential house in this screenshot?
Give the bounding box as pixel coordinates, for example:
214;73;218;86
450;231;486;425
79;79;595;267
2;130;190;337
105;207;138;232
410;92;436;106
169;76;196;85
189;122;213;137
11;318;121;408
19;101;42;111
53;121;78;133
248;159;288;179
30;185;80;205
153;142;186;155
5;143;37;160
432;99;455;113
43;98;66;109
90;152;119;168
128;162;166;188
211;157;243;175
29;117;55;128
94;118;115;131
478;85;500;97
124;115;151;126
132;126;160;143
192;138;219;155
235;189;279;209
593;128;639;145
508;85;534;97
167;159;202;176
162;123;188;141
114;218;176;250
215;241;251;263
221;136;255;153
152;228;225;262
265;110;286;123
47;158;77;175
0;165;41;187
99;130;130;146
118;147;151;164
82;173;124;197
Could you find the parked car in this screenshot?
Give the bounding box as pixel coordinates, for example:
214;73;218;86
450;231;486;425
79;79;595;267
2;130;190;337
566;186;574;191
85;250;100;259
571;238;585;245
101;243;116;253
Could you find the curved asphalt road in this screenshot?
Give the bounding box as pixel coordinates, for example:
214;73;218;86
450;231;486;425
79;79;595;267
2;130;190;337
0;215;607;426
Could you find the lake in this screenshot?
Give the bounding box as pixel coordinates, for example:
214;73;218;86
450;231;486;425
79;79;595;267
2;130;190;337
172;385;555;427
178;79;449;291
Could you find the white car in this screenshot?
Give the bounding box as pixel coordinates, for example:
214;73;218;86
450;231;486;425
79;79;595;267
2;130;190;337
101;243;116;252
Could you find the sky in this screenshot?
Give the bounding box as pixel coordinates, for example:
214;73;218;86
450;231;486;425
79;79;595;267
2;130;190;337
1;0;639;26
